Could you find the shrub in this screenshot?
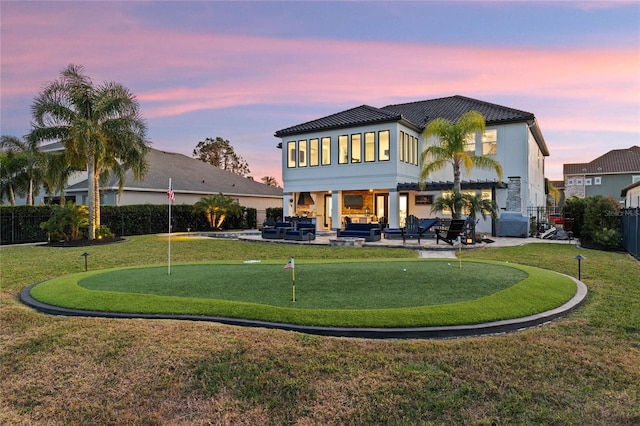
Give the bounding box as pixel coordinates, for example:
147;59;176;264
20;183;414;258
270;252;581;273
592;227;622;249
39;203;88;241
563;196;586;237
582;195;620;240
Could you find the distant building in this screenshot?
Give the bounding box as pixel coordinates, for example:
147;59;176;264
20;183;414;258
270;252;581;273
563;146;640;203
621;181;640;208
14;146;283;225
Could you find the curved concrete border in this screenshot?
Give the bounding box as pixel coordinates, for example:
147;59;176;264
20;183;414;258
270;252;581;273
20;276;587;340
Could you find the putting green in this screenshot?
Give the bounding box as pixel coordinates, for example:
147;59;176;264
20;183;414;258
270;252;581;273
29;259;577;328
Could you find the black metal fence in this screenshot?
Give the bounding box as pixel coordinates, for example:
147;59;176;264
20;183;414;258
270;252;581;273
621;208;639;259
0;211;50;245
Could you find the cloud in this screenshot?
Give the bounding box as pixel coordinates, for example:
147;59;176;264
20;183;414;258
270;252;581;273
2;2;638;182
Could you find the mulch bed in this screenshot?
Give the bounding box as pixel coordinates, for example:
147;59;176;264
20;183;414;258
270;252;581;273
43;237;126;248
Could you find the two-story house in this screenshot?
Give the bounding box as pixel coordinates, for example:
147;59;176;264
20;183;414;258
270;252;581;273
563;146;640;204
274;95;549;234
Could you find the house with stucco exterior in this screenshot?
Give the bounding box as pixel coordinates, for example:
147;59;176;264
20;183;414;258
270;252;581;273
274;95;549;235
16;146;282;224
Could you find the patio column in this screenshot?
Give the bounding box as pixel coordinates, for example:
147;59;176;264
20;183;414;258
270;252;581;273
283;193;293;218
331;191;341;231
388;188;400;228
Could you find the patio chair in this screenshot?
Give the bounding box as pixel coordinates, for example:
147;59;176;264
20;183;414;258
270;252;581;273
436;219;466;245
400;216;438;244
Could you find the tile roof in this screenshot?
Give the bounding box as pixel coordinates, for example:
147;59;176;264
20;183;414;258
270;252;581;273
274;105;403;137
67;148;283;198
274;95;536;137
563;146;640;175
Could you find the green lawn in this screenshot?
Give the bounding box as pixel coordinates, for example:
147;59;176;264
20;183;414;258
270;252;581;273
1;235;639;425
29;257;576;327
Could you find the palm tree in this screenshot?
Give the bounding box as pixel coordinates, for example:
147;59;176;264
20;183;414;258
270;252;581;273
41;150;81;205
193;193;244;230
0;149;27;205
0;135;44;205
419;110;503;193
29;64;149;239
462;192;498;222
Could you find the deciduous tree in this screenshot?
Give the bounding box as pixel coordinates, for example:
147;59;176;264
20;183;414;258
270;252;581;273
193;137;251;177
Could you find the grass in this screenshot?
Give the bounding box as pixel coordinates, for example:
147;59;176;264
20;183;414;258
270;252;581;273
1;235;639;425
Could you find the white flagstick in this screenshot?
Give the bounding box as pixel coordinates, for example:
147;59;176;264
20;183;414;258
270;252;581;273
168;178;172;275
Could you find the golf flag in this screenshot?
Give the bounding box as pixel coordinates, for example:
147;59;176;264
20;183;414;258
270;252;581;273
284;257;295;270
167;178;173;275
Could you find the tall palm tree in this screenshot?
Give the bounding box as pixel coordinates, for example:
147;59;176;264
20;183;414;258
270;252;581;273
419;110;503;193
0;135;44;205
29;64;149;238
193;193;244;230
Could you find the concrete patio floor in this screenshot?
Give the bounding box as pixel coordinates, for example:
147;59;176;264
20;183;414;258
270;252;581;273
197;230;577;259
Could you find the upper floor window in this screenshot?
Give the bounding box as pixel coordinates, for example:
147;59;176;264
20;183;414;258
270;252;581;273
378;130;390;161
412;135;419;165
338;135;348;164
482;129;497;155
399;131;405;162
309;138;319;167
585;178;592;186
633;175;640;183
567;178;575;186
321;137;331;165
364;132;375;162
576;178;583;186
350;133;361;163
464;133;476;155
298;140;307;167
594;176;602;185
287;141;296;168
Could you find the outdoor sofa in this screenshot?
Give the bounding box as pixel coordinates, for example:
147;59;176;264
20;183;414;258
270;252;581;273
337;222;382;242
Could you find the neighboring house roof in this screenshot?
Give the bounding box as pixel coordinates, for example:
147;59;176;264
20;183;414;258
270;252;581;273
66;148;283;198
274;95;548;156
564;146;640;175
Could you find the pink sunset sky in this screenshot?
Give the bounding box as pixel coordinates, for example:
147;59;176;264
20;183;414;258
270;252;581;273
1;1;638;184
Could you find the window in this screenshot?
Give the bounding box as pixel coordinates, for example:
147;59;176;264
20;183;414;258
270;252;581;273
399;131;405;162
378;130;390;161
594;176;602;185
633;175;640;183
309;138;319;166
350;133;361;163
464;133;476;155
287;141;296;168
576;178;583;186
298;140;307;167
482;129;497;155
404;133;410;163
364;132;375;162
567;178;574;186
338;135;348;164
585;178;592;186
321;137;331;165
413;136;419;165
